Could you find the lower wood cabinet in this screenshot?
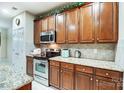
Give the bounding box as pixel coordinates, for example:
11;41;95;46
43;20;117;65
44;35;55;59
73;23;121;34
75;72;93;90
49;60;123;90
26;56;33;77
60;68;74;90
50;65;60;88
94;76;122;90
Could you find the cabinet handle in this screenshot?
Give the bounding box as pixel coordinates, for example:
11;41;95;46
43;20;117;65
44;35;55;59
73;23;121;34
61;70;63;73
97;38;99;41
105;73;109;76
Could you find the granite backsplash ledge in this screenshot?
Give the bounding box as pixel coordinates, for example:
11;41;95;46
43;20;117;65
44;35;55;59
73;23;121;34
43;44;116;61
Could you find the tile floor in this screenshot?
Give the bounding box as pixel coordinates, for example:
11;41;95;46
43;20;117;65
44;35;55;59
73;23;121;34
32;81;57;90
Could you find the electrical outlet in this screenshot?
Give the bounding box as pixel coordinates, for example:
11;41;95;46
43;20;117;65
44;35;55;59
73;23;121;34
94;49;97;54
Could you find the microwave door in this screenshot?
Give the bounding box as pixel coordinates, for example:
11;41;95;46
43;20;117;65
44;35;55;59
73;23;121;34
40;35;49;43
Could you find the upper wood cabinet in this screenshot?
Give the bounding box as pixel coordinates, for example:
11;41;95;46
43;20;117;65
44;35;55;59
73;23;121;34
56;13;66;43
94;2;118;43
66;9;79;43
42;16;55;32
42;18;48;32
80;3;95;43
48;15;56;31
34;20;41;47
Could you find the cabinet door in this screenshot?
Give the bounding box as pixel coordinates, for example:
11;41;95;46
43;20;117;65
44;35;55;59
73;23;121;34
75;72;93;90
80;4;95;43
66;9;79;43
34;20;41;47
94;76;122;90
26;56;33;77
42;18;48;31
50;65;60;88
56;13;66;43
95;3;118;43
60;68;74;90
48;15;55;31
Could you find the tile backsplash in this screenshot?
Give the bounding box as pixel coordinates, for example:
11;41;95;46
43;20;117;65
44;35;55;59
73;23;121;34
43;43;116;61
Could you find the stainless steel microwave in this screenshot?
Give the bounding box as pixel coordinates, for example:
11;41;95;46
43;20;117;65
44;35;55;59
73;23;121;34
40;31;56;43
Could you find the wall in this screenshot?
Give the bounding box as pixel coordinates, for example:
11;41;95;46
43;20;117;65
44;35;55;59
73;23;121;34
0;17;12;62
47;43;116;61
0;28;7;58
115;2;124;89
12;12;34;74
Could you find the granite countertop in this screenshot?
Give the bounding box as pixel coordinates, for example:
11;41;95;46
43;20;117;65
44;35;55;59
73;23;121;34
0;65;33;90
49;56;124;72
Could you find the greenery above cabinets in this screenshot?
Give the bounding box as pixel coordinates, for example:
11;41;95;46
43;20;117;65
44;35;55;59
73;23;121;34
35;2;85;20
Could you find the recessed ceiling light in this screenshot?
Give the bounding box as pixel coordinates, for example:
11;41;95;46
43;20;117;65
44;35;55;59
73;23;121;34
12;7;18;10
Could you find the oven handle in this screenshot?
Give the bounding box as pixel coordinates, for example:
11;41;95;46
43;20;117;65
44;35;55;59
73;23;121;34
34;59;48;63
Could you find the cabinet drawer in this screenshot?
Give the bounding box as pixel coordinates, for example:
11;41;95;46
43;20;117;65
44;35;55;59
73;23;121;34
61;62;74;70
75;65;94;74
50;61;60;67
95;68;122;79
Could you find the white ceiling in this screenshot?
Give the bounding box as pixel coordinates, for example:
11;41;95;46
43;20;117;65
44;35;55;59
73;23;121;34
0;2;67;19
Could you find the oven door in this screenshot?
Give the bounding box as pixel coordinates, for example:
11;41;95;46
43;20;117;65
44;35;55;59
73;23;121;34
33;59;48;79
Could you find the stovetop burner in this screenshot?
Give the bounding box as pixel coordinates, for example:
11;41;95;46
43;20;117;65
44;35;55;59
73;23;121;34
33;50;60;60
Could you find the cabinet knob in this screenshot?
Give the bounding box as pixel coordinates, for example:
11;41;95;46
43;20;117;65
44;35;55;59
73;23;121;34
96;79;98;82
61;70;63;73
82;68;85;71
90;78;93;81
105;73;109;76
97;38;99;40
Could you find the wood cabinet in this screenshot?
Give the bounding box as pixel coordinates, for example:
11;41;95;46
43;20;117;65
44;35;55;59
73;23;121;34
94;2;118;43
66;9;79;43
49;60;123;90
42;15;55;32
75;65;94;90
42;18;48;32
34;20;41;47
50;61;60;88
17;82;32;90
56;13;66;43
80;3;95;43
75;72;93;90
94;68;123;90
48;15;56;31
34;3;118;44
94;76;122;90
26;56;33;77
49;61;74;90
60;67;74;90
